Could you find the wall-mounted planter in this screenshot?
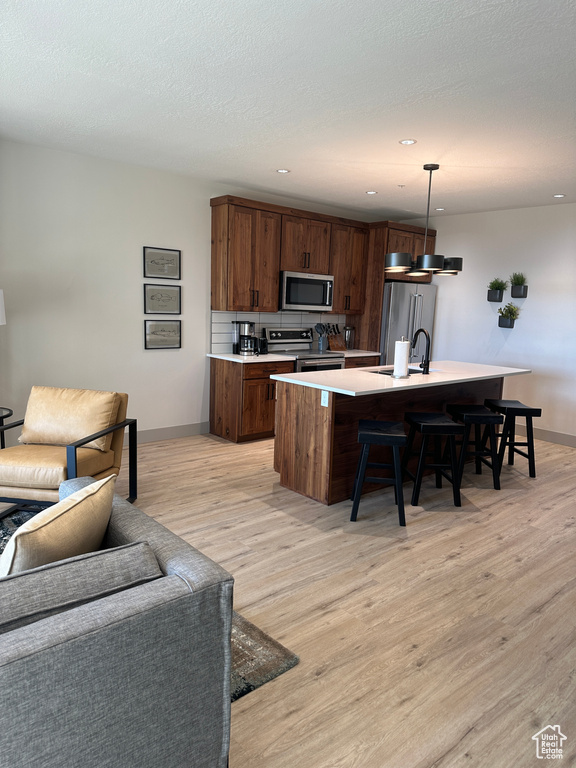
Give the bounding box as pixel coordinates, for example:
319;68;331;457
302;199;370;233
498;317;515;328
511;285;528;298
487;289;504;302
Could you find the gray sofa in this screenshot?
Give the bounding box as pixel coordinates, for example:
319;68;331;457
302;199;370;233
0;478;234;768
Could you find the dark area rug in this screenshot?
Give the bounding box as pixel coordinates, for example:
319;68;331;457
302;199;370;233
0;506;45;554
231;611;299;702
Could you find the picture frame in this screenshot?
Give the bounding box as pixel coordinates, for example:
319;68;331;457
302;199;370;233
144;283;181;314
143;247;181;280
144;319;181;350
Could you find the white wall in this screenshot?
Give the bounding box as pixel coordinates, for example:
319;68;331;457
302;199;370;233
0;139;221;439
429;204;576;443
1;138;575;445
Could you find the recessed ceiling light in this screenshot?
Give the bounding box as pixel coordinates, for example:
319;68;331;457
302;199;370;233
553;193;565;198
276;168;290;174
366;190;378;195
399;139;417;145
435;207;445;211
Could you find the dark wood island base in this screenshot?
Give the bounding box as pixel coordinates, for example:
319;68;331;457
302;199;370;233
274;377;504;505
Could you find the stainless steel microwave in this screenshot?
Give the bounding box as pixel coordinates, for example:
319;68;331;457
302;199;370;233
280;271;334;312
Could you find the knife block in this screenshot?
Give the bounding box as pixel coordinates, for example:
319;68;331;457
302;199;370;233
328;334;347;351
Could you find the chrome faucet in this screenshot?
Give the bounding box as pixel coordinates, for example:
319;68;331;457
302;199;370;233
412;328;431;374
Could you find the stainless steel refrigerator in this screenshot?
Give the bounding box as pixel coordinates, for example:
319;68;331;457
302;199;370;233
379;282;437;364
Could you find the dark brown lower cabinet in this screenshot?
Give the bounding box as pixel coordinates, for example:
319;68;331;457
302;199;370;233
344;355;380;369
210;358;295;442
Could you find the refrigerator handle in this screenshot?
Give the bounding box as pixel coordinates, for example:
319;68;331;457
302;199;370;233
407;293;417;344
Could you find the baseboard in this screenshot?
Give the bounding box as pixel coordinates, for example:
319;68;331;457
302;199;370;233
515;425;576;449
136;422;210;444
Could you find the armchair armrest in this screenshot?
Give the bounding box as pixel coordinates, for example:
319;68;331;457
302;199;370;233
0;419;24;436
66;418;137;503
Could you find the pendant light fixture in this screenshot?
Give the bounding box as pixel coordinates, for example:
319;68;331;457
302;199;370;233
385;164;462;276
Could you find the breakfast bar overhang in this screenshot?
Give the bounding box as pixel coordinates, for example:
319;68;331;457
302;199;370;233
271;361;531;505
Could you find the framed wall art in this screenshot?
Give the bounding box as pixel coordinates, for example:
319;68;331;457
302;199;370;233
144;319;181;349
144;283;181;314
143;247;181;280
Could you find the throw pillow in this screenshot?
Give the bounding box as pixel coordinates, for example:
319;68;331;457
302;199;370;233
0;474;116;577
19;386;121;451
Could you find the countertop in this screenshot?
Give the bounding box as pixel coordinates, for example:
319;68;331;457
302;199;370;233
270;360;531;397
207;349;380;363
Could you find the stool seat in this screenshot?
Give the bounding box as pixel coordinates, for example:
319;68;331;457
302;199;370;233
357;419;407;445
350;420;407;526
446;403;503;425
485;398;542;477
446;403;503;489
405;412;465;435
403;412;466;507
484;399;542;419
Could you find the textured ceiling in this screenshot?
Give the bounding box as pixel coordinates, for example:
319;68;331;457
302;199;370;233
1;0;575;221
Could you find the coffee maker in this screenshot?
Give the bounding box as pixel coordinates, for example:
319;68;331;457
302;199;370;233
238;321;256;356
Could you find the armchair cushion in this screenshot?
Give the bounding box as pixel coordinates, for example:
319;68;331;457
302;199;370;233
0;474;116;577
18;386;121;451
0;541;162;634
0;444;115;489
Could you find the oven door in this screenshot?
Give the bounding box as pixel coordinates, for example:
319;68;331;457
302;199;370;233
296;358;345;373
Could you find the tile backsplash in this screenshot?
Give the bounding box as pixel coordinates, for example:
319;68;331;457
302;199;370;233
211;311;347;354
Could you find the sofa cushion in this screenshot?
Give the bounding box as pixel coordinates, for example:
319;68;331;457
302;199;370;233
19;386;121;451
0;444;116;489
0;541;162;634
0;475;116;577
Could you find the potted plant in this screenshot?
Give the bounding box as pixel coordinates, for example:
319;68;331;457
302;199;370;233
487;278;508;302
498;302;520;328
510;272;528;298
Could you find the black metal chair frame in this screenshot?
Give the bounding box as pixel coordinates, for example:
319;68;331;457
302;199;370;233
350;421;407;526
0;417;137;518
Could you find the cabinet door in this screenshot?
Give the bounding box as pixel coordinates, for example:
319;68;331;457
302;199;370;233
254;210;281;311
330;225;367;313
228;206;280;311
345;355;380;368
387;229;414;255
281;216;331;273
241;378;276;437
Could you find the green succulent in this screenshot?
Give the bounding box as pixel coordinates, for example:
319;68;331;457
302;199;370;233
488;278;508;291
510;272;527;286
498;302;520;320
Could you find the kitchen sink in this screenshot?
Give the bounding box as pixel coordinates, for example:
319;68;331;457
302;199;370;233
375;368;424;376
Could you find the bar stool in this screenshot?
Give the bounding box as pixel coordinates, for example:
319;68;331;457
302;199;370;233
446;403;504;490
484;399;542;477
350;420;407;526
402;412;466;507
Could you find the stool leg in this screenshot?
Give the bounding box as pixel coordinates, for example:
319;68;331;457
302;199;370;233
507;415;516;465
526;416;536;477
448;436;462;507
434;435;443;488
392;445;406;526
486;424;501;490
457;424;471;485
411;435;428;506
474;423;483;474
497;417;511;472
350;443;370;521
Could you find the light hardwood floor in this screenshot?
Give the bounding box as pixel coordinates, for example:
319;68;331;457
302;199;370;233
117;435;576;768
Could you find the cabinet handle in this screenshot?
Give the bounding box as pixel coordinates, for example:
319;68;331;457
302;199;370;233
307;252;311;268
255;290;259;307
270;382;275;400
250;289;255;307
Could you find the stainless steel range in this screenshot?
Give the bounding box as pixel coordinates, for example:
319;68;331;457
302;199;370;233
264;327;345;372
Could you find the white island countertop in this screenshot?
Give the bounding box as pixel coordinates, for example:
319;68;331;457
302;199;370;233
270;360;531;397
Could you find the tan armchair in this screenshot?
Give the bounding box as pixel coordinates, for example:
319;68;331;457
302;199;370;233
0;386;137;510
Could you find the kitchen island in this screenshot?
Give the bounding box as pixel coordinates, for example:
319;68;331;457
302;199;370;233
270;360;531;505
